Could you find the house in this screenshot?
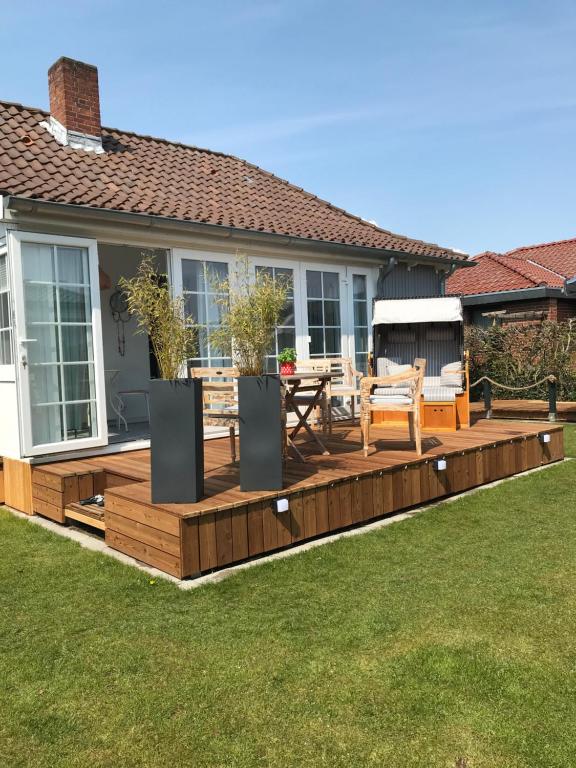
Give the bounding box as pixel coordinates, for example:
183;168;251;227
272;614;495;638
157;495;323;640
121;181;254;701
446;239;576;326
0;56;470;462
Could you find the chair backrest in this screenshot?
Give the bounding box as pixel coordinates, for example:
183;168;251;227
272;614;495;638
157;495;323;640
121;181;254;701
297;357;359;387
188;365;238;379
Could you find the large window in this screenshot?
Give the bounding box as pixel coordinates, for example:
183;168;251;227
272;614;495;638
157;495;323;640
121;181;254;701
0;253;12;365
306;270;342;358
256;265;296;372
22;243;97;445
352;274;369;374
182;259;230;369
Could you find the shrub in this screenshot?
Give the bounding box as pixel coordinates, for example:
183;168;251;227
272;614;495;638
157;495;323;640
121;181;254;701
466;320;576;400
210;257;289;376
119;255;197;380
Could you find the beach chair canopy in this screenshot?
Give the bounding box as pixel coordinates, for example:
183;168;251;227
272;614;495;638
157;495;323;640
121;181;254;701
373;297;463;326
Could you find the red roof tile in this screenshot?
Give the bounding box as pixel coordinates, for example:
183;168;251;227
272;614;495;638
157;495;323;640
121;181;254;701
0;100;465;261
447;239;576;296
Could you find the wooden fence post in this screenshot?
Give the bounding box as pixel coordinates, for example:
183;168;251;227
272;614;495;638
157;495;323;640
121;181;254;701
483;380;492;419
548;377;557;423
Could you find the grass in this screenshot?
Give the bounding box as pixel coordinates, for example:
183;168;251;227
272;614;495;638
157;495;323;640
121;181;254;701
1;432;576;767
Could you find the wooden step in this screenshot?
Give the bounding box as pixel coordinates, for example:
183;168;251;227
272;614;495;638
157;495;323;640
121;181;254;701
65;501;106;531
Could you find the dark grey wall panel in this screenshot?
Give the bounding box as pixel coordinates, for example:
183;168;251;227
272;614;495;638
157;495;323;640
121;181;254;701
378;263;443;299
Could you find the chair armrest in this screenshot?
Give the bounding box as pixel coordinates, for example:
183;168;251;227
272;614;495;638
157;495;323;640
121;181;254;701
360;370;419;391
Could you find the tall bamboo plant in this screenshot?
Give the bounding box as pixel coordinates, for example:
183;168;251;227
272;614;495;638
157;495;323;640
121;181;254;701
210;256;289;376
119;255;197;380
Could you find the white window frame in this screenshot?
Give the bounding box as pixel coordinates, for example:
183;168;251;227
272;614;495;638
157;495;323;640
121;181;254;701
8;231;108;456
0;244;15;382
171;248;236;372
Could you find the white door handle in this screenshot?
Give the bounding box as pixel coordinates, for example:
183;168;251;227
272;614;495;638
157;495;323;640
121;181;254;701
19;338;37;344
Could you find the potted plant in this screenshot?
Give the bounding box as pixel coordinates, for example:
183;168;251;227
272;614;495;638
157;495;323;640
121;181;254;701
120;256;202;504
211;257;288;491
278;347;297;376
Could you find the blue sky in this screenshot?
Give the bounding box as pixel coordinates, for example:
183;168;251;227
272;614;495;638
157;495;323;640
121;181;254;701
2;0;576;255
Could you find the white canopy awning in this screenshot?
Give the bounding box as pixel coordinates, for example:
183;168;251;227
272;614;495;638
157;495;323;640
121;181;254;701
373;297;463;325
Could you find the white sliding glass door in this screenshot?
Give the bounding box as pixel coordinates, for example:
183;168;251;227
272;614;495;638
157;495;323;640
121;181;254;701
9;232;107;456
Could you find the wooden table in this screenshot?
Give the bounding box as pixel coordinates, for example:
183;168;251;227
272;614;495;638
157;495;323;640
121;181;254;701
282;372;335;460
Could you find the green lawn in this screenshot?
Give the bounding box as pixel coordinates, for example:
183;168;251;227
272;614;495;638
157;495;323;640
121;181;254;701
1;434;576;767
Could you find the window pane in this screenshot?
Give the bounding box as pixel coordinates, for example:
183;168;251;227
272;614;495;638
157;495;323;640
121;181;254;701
323;272;339;299
0;293;9;328
61;325;93;363
353;274;367;300
279;299;295;326
0;330;12;364
27;325;59;364
22;243;55;282
354;301;367;327
277;328;296;351
325;327;341;355
355;355;369;376
60;286;91;323
66;402;96;439
324;300;340;327
256;266;273;280
185;293;205;324
306;270;322;298
31;404;64;445
309;327;324;356
182;260;205;292
57;247;89;284
29;364;62;404
206;298;225;326
0;254;7;291
276;268;294;295
354;327;368;353
206;261;228;288
307;300;323;326
25;284;58;323
64;364;95;402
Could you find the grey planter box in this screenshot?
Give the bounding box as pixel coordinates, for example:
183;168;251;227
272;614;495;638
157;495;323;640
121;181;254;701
238;375;283;491
149;378;204;504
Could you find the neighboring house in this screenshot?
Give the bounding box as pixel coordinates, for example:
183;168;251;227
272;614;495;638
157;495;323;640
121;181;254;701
447;239;576;326
0;57;469;461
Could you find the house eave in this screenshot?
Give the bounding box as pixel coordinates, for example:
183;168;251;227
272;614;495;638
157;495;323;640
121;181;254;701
458;286;566;306
3;196;472;270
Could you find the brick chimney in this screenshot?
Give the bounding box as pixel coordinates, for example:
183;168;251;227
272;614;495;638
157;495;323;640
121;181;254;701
43;57;103;152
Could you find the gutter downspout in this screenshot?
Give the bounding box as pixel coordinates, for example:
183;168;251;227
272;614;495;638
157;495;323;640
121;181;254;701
376;257;398;299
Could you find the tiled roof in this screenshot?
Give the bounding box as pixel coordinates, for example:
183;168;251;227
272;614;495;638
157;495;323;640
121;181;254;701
505;237;576;279
0;100;465;261
446;239;576;296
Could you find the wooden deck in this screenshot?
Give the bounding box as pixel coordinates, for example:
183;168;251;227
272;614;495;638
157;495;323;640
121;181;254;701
12;419;563;579
470;400;576;422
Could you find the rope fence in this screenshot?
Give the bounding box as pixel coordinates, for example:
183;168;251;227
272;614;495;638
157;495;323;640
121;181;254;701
469;375;558;421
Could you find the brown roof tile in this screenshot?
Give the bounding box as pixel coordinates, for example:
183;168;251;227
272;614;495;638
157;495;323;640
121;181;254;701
447;242;572;296
0;100;465;261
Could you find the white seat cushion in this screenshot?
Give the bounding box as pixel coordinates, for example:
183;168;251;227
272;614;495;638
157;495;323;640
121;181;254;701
373;385;412;396
422;386;463;401
370;395;413;405
440;361;463;387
